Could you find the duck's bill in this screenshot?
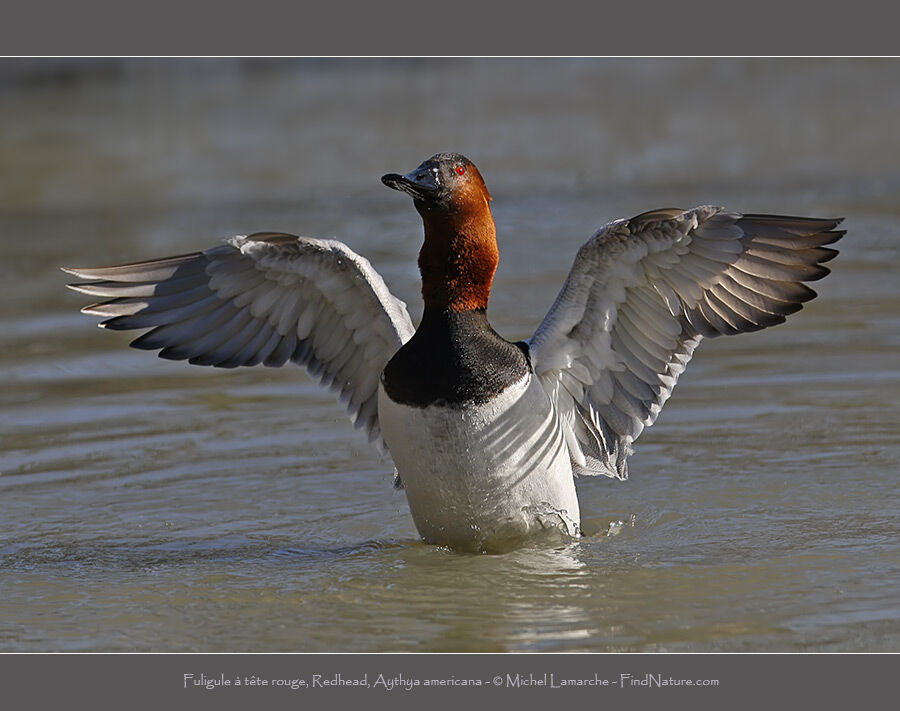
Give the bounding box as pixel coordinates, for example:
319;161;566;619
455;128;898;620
381;169;440;199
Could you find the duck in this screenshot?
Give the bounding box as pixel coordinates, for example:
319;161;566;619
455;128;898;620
64;152;844;553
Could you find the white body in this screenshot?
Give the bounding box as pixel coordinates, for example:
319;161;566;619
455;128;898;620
378;372;580;552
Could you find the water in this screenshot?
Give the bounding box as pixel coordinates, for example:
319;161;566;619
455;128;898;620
1;58;898;652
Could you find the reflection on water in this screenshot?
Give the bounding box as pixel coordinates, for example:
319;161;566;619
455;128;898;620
1;58;899;652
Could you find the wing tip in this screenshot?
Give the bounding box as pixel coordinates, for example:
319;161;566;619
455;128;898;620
62;266;102;280
67;281;97;295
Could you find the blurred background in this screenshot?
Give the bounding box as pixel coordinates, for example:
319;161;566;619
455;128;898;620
1;58;898;652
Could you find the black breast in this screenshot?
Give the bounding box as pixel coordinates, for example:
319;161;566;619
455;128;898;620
381;308;530;408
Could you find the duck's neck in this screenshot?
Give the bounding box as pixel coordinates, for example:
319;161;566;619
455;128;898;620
417;205;499;313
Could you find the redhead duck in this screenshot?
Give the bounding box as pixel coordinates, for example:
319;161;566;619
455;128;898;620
64;152;843;553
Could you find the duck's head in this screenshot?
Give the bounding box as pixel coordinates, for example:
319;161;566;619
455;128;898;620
382;153;497;313
382;152;491;216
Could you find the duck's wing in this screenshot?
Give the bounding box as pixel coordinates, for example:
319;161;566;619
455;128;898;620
527;206;843;480
63;232;415;449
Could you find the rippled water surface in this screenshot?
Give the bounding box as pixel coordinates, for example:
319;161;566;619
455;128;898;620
1;58;898;652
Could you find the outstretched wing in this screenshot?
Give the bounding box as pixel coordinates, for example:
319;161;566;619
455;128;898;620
63;232;415;448
527;206;843;480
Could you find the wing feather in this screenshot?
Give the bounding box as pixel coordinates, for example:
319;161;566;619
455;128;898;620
528;206;843;479
64;233;414;448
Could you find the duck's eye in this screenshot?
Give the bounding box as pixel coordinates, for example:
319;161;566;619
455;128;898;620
454;165;466;176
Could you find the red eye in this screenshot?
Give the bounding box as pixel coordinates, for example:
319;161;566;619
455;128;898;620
454;165;466;176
